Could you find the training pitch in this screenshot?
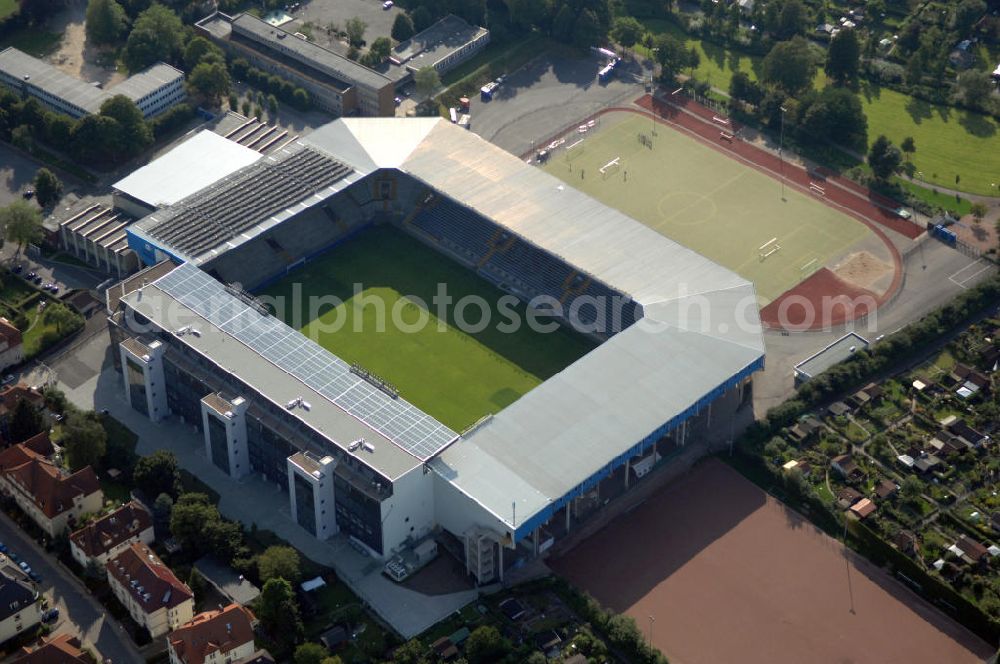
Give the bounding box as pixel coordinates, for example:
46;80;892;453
552;459;992;664
261;225;594;431
542;112;872;303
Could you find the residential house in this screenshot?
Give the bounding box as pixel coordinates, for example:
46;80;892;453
874;479;897;499
106;542;194;638
0;568;41;645
0;319;23;373
828;401;851;417
953;535;989;566
913;455;943;475
320;624;349;651
831;454;861;480
70;500;154;568
894;530;918;557
991;512;1000;534
0;433;103;537
951;363;990;399
836;486;863;509
14;634;89;663
847;389;871;411
850;498;876;520
239;651;276;664
0;384;45;445
167;603;257;664
787;417;822;444
782;459;812;477
948;420;988;449
929;430;969;457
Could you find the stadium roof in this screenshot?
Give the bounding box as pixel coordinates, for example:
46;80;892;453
122;262;457;479
303;119;765;539
113;131;263;210
126;119;765;536
129;142;361;262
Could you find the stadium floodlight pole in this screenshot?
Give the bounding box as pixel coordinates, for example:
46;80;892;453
651;48;660;139
779;106;787;200
647;615;655;649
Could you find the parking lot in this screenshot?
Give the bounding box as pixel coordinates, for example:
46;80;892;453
0;144;42;207
291;0;402;54
470;53;652;158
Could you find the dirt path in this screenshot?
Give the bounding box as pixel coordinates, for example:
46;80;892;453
45;0;125;88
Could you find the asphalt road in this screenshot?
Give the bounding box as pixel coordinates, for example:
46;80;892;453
0;511;141;663
0;144;41;207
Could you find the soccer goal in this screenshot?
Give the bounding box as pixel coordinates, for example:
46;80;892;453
600;157;621;179
564;139;585;161
758;237;782;261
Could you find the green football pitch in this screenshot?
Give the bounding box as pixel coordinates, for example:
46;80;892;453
260;226;595;431
541;112;872;303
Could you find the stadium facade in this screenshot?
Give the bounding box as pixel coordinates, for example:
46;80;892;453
108;118;764;583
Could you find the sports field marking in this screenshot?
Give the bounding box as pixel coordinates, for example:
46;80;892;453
949;260;994;289
541;111;873;303
261;226;594;429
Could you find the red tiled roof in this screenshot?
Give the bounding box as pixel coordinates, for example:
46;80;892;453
0;434;100;519
169;603;256;664
15;633;88;663
0;384;43;417
70;500;152;559
107;542;193;614
0;318;22;349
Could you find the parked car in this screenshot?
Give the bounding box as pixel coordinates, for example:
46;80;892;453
26;271;36;280
12;265;22;274
21;190;34;199
41;608;58;623
8;552;19;562
382;0;393;8
32;276;42;285
1;375;13;386
48;285;59;294
18;561;30;573
28;571;41;583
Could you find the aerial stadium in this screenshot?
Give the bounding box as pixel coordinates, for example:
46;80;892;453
106;117;764;585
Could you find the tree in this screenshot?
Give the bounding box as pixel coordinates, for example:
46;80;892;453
465;626;509;664
188;61;231;104
60;410;107;471
652;33;693;78
0;201;43;254
971;202;988;225
900;136;915;161
123;4;184;72
900;475;923;505
868;134;902;181
153;492;174;526
294;643;329;664
729;71;762;106
953;0;987;33
825;28;860;85
44;303;80;335
183;36;224;70
954;70;996;112
267;93;278;116
169;493;216;549
414;66;440;96
86;0;128;45
411;5;432;32
368;36;391;64
762;37;816;94
133;449;180;498
9;399;43;444
257;545;301;584
345;16;367;48
70;114;120;164
33;168;62;207
795;86;868;150
257;578;303;648
100;95;153;161
391;13;415;41
611;16;643;54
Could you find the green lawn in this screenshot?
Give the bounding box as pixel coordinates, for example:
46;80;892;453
0;27;61;57
260;226;595;431
0;0;18;20
897;178;973;217
635;21;1000;196
541;112;871;303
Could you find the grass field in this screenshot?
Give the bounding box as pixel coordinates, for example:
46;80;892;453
635;20;1000;196
541;112;871;303
0;27;61;57
261;226;594;430
0;0;17;19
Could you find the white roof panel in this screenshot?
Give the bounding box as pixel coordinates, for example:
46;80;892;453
113;131;263;209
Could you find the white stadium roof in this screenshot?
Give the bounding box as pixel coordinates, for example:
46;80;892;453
113;130;263;210
128;118;765;541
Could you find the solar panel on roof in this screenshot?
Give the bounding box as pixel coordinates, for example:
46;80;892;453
155;263;457;459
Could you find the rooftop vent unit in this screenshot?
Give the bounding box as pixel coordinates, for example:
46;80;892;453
348;439;362;452
362;441;375;453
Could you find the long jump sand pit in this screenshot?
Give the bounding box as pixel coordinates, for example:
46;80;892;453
551;459;992;664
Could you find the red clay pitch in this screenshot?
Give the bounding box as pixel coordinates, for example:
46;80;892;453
759;268;877;330
551;459;992;664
